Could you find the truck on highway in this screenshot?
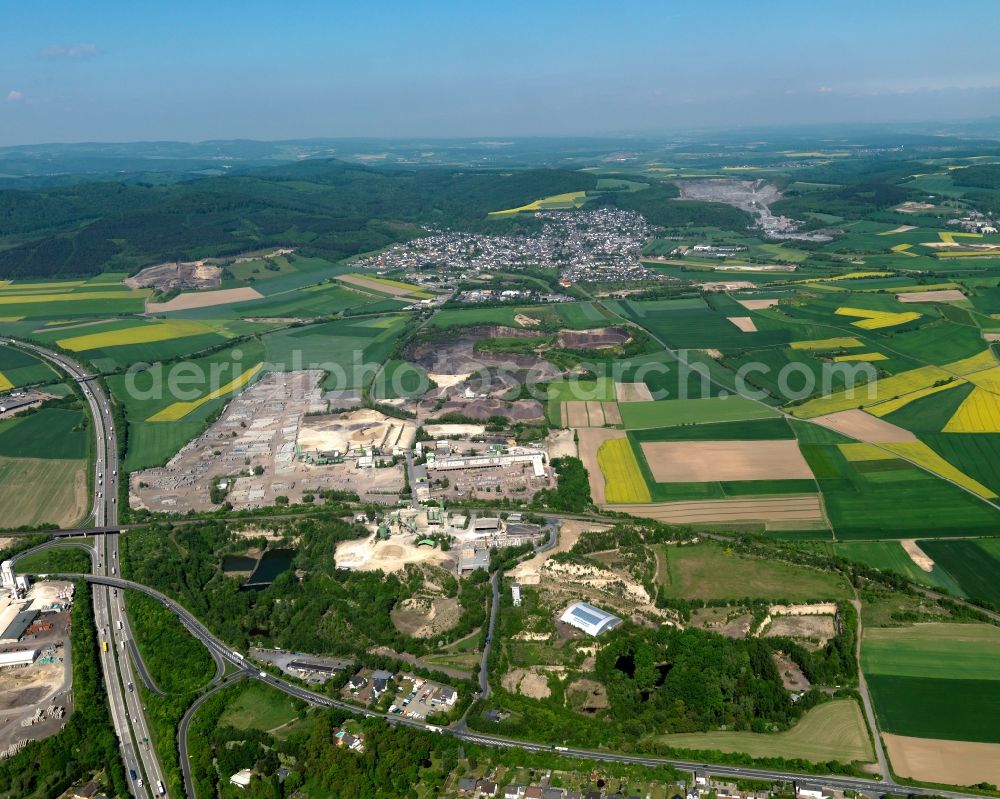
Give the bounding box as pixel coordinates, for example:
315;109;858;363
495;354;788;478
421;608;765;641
157;780;165;795
232;650;244;661
102;640;108;653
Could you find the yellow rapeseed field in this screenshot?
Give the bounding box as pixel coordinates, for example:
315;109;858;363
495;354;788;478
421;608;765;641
147;363;264;422
597;438;651;504
833;352;887;362
835;307;922;330
881;441;997;499
489;191;587;216
890;243;918;257
790;365;951;418
0;372;13;392
866;380;964;418
944;349;997;376
797;271;893;284
838;443;894;462
789;337;864;351
0;290;147;305
57;320;215;352
966;365;1000;392
943;388;1000;434
938;231;982;245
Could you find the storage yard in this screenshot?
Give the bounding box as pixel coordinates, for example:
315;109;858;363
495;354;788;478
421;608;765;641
0;577;74;757
130;371;412;512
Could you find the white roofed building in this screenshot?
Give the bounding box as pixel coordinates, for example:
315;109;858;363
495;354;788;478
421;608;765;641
559;602;622;636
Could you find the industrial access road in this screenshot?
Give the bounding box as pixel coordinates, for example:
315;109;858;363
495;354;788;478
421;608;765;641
15;342;167;798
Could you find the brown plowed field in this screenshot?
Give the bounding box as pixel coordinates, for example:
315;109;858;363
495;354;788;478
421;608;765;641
602;402;622;425
810;409;916;443
640;440;813;482
607;495;824;524
563;401;590;427
586;401;605;427
896;289;966;303
884;734;1000;787
615;382;653;402
146;286;263;312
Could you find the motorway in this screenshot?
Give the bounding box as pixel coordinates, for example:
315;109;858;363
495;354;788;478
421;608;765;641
9;340;989;799
15;342;167;798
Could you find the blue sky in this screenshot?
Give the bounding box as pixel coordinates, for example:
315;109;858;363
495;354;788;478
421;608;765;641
1;0;999;144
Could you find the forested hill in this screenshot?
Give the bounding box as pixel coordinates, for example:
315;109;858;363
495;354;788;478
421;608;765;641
0;160;599;279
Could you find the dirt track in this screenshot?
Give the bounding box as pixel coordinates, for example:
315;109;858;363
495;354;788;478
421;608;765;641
640;440;813;482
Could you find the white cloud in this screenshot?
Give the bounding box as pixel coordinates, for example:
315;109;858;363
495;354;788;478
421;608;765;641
817;86;834;94
41;43;98;59
6;90;23;103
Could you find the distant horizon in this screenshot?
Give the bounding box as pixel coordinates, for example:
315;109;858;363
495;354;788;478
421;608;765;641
3;0;1000;146
3;114;1000;151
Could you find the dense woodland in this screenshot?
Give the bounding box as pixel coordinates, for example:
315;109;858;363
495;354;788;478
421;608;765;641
0;162;599;278
595;626;801;735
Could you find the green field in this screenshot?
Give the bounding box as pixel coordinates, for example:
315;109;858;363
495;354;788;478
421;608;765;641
918;539;1000;607
0;408;89;459
262;315;408;390
649;700;873;764
832;542;966;595
109;339;266;470
16;546;91;573
0;344;57;389
800;441;1000;539
630;418;794;441
658;542;851;602
619;396;779;428
373;359;433;399
0;457;87;528
863;623;1000;743
428;302;610;331
867;675;1000;743
217;681;303;732
862;623;1000;680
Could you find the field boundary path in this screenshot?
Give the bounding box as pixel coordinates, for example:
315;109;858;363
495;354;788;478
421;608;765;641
852;598;890;781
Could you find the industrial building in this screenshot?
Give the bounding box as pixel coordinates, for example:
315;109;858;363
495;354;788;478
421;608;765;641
0;648;38;670
0;609;39;643
559;602;622;636
459;547;490;573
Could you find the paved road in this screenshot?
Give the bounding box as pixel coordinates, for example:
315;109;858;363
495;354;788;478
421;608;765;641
177;674;248;799
70;569;993;799
15;341;166;797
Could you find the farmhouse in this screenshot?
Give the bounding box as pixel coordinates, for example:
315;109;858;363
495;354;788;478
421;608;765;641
559;601;622;636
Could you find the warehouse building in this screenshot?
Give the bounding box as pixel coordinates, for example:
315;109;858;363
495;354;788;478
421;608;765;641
0;609;39;643
0;648;39;670
559;602;622;636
